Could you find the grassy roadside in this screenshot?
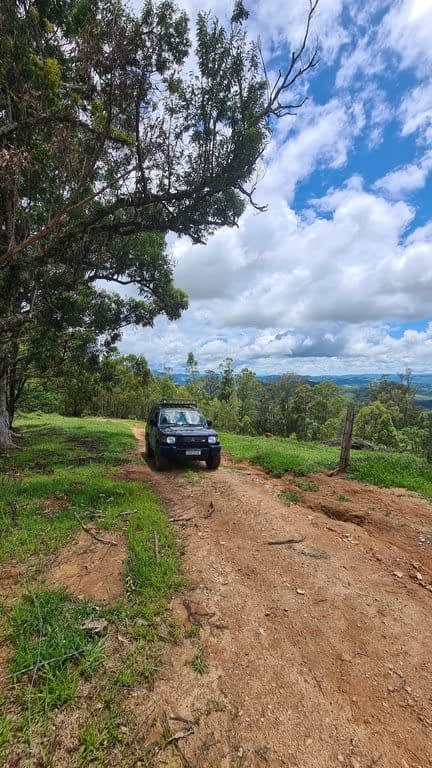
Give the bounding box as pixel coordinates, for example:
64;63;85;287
221;432;340;476
0;413;183;767
221;431;432;500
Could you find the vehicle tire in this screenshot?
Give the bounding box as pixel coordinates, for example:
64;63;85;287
145;436;154;458
154;444;168;471
206;452;221;470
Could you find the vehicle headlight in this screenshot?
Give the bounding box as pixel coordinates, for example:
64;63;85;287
166;436;176;444
208;435;217;444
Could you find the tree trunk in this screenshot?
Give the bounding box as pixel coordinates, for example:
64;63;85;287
0;345;13;450
0;371;13;450
6;342;26;428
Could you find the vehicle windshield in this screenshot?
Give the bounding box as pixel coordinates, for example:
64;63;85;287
159;408;207;427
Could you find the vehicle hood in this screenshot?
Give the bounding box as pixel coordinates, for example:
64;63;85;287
160;426;218;438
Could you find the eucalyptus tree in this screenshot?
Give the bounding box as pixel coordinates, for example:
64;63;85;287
0;0;318;446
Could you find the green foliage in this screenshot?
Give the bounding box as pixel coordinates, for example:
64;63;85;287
236;368;261;423
200;369;220;399
355;401;399;448
1;0;318;446
18;379;61;414
364;372;420;429
214;391;241;432
218;357;235;402
126;492;181;606
78;704;123;765
186;352;199;389
397;426;427;454
239;414;255;435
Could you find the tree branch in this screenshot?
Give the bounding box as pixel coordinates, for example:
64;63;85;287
0;165;139;268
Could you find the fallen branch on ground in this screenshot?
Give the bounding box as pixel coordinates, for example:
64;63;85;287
153;530;159;562
0;648;88;682
161;712;194;768
66;453;105;463
265;537;305;545
73;510;118;546
204;501;215;518
165;728;194;745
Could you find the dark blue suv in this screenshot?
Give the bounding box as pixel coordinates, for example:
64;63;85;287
145;401;221;471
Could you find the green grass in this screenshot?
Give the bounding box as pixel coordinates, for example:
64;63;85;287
295;478;319;492
78;706;123;766
221;432;339;477
221;431;432;501
279;491;300;505
0;413;182;764
349;451;432;499
189;645;209;675
182;468;203;485
8;588;103;723
0;711;9;759
0;413;137;566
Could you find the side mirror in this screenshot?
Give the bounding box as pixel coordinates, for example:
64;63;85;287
149;418;156;427
207;419;213;427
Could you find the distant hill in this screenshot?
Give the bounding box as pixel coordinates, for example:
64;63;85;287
307;373;432;387
154;371;432;410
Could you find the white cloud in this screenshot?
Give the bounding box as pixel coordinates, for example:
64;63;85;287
373;152;432;196
118;0;432;376
382;0;432;74
119;179;432;373
254;97;366;207
399;82;432;144
121;317;432;375
248;0;349;64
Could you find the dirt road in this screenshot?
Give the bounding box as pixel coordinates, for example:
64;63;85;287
122;429;432;768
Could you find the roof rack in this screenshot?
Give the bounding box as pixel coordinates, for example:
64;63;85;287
159;400;197;408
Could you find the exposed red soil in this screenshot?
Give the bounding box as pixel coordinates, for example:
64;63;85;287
45;526;126;601
122;427;432;768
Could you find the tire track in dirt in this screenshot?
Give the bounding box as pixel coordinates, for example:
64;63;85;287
123;427;432;768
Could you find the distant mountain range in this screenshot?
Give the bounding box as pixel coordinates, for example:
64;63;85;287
306;373;432;387
156;371;432;387
154;370;432;409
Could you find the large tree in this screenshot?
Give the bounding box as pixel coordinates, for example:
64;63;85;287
0;0;318;446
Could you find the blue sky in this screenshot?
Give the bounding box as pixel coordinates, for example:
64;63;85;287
123;0;432;375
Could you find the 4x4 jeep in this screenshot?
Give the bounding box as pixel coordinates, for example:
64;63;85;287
145;401;221;471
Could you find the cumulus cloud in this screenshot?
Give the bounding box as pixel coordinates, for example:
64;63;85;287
118;0;432;375
399;83;432;144
381;0;432;74
119;178;432;374
373;152;432;197
261;98;365;204
121;318;432;375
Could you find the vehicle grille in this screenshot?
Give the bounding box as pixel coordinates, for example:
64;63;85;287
176;436;207;447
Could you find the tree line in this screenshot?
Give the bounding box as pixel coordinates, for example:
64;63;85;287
18;347;431;456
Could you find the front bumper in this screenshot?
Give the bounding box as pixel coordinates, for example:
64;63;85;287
158;443;221;460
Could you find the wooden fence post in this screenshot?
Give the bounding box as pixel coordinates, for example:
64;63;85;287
339;404;355;473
